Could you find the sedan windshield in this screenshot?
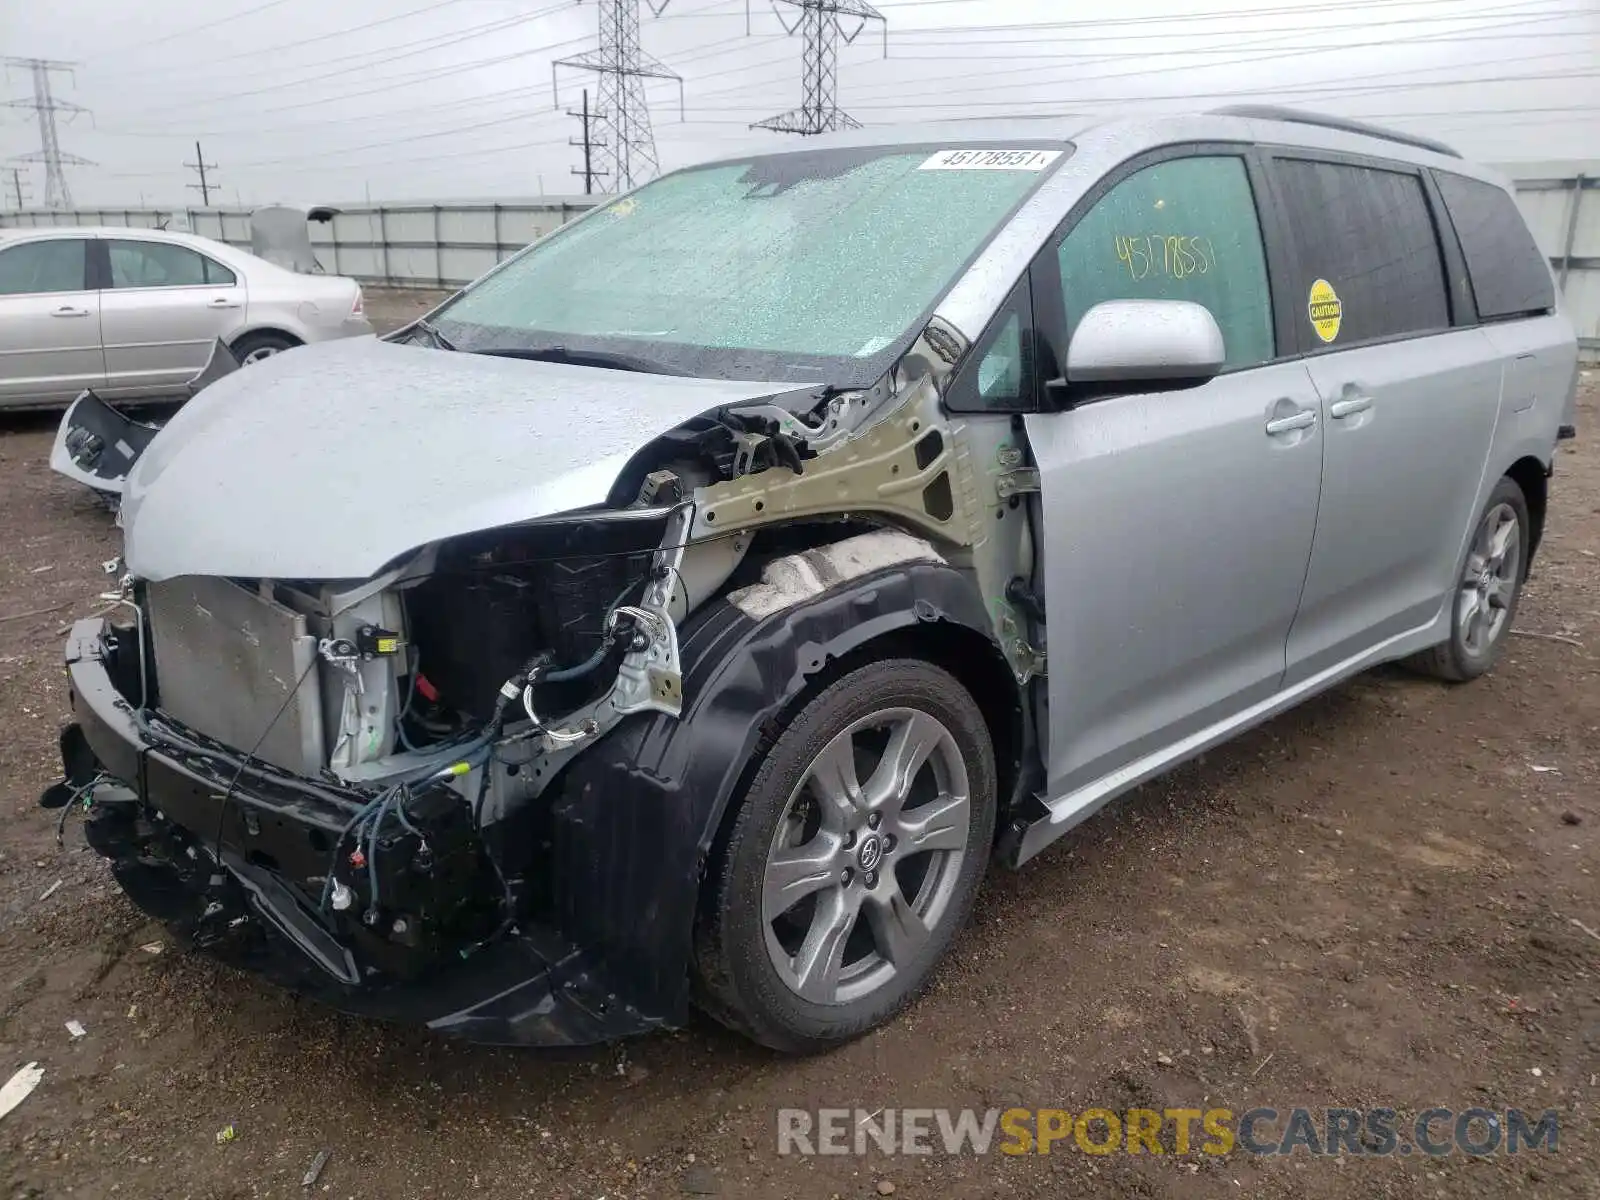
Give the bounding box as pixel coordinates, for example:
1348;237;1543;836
433;144;1069;383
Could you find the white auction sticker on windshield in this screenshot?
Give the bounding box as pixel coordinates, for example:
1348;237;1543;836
919;149;1062;172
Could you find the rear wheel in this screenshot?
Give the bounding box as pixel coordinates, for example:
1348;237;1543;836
1409;475;1529;682
693;659;996;1053
231;330;299;365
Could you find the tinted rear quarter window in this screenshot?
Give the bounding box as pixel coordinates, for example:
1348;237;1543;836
1434;172;1555;319
1273;158;1450;347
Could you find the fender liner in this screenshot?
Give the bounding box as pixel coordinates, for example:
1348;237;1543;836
545;560;1011;1027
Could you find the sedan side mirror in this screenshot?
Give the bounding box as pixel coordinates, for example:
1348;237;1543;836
1060;299;1226;395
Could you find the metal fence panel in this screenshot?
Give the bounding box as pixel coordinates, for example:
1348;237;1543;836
1510;175;1598;357
0;198;598;288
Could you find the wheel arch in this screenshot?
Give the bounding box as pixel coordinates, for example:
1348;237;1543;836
226;325;304;352
545;559;1028;1029
1503;455;1548;574
696;611;1027;911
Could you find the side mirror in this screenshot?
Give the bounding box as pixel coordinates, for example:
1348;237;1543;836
1061;299;1225;394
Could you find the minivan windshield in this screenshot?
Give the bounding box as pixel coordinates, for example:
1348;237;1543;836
432;144;1069;384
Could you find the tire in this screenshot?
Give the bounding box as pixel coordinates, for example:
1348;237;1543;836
1408;475;1530;682
231;330;299;365
693;658;997;1053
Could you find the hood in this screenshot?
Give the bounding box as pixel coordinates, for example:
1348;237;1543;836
121;336;795;581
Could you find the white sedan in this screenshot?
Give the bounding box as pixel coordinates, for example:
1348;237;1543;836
0;225;372;409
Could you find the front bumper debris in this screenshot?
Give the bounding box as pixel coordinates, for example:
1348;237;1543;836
51;618;663;1046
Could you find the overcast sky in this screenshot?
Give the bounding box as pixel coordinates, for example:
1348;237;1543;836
3;0;1597;207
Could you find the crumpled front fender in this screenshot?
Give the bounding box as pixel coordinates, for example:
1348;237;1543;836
545;559;1013;1026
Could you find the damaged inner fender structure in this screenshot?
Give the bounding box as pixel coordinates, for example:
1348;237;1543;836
51;325;1037;1045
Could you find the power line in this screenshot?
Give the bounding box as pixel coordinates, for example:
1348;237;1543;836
98;0;490;85
98;37;794;174
753;0;888;135
818;69;1600;118
185;140;219;205
111;0;575;117
690;1;1587;104
660;0;1581;32
99;5;559;87
90;7;1595;173
554;0;684;189
696;5;1592;110
114;0;299;54
96;0;1585;136
3;58;94;209
101;30;785;138
876;0;1582;32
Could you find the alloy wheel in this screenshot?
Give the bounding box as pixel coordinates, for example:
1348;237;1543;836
761;707;971;1006
1458;500;1521;659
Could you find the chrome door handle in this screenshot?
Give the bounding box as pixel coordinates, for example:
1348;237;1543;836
1265;410;1316;435
1330;394;1374;419
50;305;90;317
207;297;241;308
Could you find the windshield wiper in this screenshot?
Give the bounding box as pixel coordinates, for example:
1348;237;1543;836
469;345;687;377
407;318;458;352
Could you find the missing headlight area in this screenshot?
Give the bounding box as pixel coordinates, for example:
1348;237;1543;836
145;507;710;788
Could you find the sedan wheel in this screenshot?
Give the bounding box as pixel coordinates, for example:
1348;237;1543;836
694;658;996;1052
229;331;299;366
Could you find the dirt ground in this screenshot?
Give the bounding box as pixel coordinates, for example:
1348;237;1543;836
1;299;1596;1198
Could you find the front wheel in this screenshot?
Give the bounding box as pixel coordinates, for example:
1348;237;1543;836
1409;475;1529;682
693;659;997;1053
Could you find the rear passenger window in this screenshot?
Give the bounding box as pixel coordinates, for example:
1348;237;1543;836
1434;173;1555;319
1056;156;1275;370
108;240;214;288
1273;159;1449;346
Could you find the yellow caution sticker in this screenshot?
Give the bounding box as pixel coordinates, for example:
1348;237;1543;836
1307;278;1343;343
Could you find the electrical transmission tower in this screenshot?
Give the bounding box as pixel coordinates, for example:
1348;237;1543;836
3;58;94;208
5;167;31;210
554;0;683;192
186;140;219;205
753;1;887;135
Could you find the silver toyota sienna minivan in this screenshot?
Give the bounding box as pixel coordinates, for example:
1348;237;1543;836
45;106;1578;1052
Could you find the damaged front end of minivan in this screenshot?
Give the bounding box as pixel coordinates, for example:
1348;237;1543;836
42;317;1040;1046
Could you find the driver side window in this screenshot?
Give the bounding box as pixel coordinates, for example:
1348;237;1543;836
1056;156;1275;371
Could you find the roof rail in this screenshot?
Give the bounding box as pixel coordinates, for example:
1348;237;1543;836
1210;104;1462;159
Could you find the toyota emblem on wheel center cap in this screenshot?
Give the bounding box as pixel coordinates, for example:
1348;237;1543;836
856;833;884;872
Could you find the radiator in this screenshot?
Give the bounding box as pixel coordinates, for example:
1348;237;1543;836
145;576;326;776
